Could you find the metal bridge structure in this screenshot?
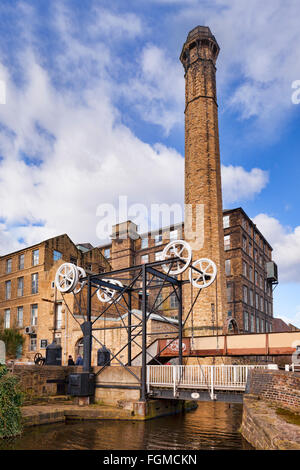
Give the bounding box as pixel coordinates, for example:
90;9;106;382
55;240;300;403
147;364;271;403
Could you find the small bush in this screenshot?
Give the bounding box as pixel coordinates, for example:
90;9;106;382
0;366;24;438
0;328;24;360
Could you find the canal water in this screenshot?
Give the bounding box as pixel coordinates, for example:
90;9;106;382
0;402;253;450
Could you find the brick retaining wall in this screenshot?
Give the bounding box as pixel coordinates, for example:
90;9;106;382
9;365;82;403
247;369;300;412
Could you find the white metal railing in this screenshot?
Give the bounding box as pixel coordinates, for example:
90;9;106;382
147;364;269;399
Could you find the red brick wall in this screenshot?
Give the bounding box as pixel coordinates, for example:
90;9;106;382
247;369;300;412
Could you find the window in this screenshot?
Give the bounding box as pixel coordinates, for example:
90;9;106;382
227;283;232;302
170;229;178;241
19;254;25;270
17;277;24;297
260;296;264;312
17;307;23;328
5;280;11;300
154;292;163;309
269;323;273;333
32;273;39;294
265;300;268;315
104;248;110;258
55;303;62;330
170;292;179;309
155;233;163;246
261;318;265;333
4;309;10;329
242;218;247;230
249;242;252;257
255;270;258;285
250;314;255;332
225;259;231;276
242;236;247;252
223;215;230;229
243;285;248;303
249;289;254;307
244;312;249;331
30;335;37;352
141;254;149;264
53;250;62;262
224;235;230;251
6;258;12;274
155;251;164;261
254;249;258;263
243;261;247;277
256;316;260;333
32;249;39;266
31;304;38;326
255;293;259;310
141;237;148;249
249;266;253;282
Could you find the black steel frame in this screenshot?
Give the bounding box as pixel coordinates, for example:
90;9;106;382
69;257;202;402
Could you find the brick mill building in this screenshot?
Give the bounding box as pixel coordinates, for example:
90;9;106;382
0;26;278;364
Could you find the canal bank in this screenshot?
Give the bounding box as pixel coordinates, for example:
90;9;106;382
21;399;198;427
240;369;300;450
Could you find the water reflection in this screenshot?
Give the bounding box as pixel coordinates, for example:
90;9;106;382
0;402;253;450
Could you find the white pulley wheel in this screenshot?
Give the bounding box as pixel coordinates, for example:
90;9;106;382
73;267;87;294
55;263;79;293
162;240;192;275
189;258;217;289
97;279;123;303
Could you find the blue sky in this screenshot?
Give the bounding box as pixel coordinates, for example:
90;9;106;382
0;0;299;326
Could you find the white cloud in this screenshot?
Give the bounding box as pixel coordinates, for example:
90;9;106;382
122;44;184;134
253;213;300;283
221;165;269;205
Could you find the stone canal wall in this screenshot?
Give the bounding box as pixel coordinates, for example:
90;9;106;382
9;365;82;403
241;369;300;450
246;368;300;412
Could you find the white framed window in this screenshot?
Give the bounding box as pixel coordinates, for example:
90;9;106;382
53;250;62;262
261;318;265;333
154;233;163;246
250;314;255;332
30;336;37;352
6;258;12;274
141;237;148;249
32;249;39;266
17;277;24;297
255;293;259;309
104;248;110;258
169;229;178;241
19;254;25;270
244;311;249;331
155;251;164;261
223;215;230;229
242;236;247;252
5;280;11;300
249;289;254;307
17;307;23;328
225;259;231;276
224;235;230;251
141;254;149;264
243;261;247;277
31;304;38;326
170;292;179;309
227;283;232;302
243;285;248;303
32;273;39;294
4;309;10;329
55;303;62;330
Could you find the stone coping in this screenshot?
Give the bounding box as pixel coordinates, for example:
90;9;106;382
241;396;300;450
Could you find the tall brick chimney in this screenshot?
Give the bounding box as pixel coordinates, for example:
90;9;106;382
180;26;228;336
